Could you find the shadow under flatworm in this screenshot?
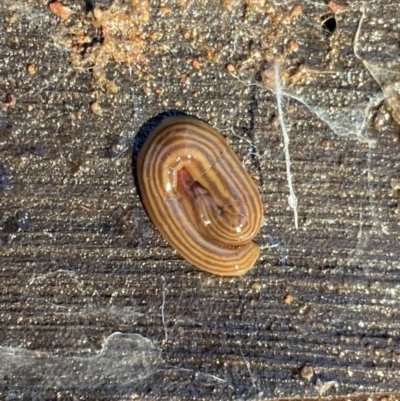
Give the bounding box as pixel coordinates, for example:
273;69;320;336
132;110;190;198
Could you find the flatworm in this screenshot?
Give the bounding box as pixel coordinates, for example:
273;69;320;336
137;116;263;275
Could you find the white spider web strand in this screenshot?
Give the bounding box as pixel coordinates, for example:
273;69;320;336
273;62;299;230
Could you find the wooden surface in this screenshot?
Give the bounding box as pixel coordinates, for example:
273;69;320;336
1;0;400;400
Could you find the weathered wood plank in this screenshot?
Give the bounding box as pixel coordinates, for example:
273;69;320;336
1;0;400;399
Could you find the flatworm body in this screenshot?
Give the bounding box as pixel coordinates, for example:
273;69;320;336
137;116;263;275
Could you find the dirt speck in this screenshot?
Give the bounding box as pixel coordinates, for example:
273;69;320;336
90;101;103;116
385;84;400;125
284;294;294;304
251;282;262;291
52;0;150;92
300;365;314;380
192;59;201;69
390;178;400;191
328;1;349;15
27;64;36;74
226;63;235;72
48;1;72;20
2;94;16;107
